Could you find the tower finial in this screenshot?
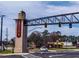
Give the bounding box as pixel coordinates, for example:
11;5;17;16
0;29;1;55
20;10;25;14
18;10;26;19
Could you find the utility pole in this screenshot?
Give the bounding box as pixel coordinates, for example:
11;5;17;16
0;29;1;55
0;15;5;51
5;28;8;50
5;28;8;42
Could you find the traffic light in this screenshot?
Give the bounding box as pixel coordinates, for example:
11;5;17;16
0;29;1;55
59;22;61;27
45;22;47;28
69;23;72;28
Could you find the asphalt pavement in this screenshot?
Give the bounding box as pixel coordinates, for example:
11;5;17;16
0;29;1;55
0;55;24;58
30;51;79;58
1;51;79;58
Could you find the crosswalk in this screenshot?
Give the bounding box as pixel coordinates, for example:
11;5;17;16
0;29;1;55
21;53;67;58
22;54;41;58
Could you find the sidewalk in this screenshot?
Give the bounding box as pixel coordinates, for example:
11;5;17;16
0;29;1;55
0;53;41;58
48;49;79;52
0;53;29;56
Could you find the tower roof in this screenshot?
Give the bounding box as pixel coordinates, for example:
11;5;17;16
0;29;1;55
20;10;26;14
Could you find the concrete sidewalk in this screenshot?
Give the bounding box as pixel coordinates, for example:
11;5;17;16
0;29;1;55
0;53;41;58
0;53;29;56
48;49;79;52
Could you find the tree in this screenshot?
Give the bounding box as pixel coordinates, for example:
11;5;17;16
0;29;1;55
10;37;15;53
42;30;49;46
61;35;67;42
42;30;49;36
28;31;43;48
50;31;61;42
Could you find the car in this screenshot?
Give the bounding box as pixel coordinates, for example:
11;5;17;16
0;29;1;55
40;46;48;52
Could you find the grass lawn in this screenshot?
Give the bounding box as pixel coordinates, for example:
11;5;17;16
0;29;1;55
0;50;13;54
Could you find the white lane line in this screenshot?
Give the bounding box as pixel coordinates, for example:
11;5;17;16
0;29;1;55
49;54;66;58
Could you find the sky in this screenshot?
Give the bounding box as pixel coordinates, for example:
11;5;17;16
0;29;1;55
0;1;79;40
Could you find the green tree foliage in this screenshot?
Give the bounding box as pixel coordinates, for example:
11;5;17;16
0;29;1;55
42;30;49;36
50;31;61;42
28;31;43;48
42;30;49;46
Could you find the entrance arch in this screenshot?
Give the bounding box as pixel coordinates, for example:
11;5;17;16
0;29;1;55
14;11;79;53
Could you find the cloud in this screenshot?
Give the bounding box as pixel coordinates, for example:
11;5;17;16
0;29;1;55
0;1;48;40
69;1;79;5
46;5;79;15
0;1;79;40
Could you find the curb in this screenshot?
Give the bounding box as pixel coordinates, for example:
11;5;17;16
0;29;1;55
48;49;79;52
0;53;29;56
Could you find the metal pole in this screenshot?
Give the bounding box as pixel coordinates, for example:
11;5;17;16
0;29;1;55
6;28;8;42
1;15;5;51
5;28;8;50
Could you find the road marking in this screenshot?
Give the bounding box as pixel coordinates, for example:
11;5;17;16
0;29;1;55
22;54;41;58
49;54;65;58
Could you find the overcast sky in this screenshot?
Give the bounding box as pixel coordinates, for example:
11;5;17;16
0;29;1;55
0;1;79;40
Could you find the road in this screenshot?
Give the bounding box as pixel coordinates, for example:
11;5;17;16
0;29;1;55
30;51;79;58
0;55;24;58
1;51;79;58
